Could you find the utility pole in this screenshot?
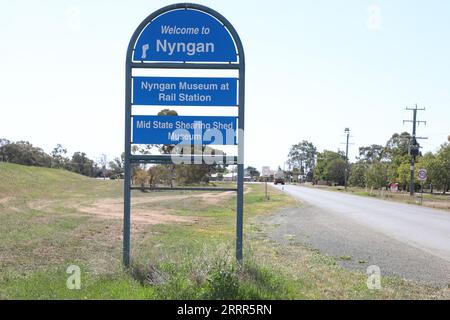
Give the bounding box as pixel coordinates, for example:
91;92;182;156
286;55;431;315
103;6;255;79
342;128;352;190
265;177;268;200
403;105;427;196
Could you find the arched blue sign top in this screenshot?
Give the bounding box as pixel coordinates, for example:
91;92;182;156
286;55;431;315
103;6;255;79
132;8;238;63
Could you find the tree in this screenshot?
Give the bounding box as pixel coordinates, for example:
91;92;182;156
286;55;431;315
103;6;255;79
396;146;450;194
157;109;179;155
70;152;98;177
51;144;68;169
422;143;450;194
109;156;124;177
0;138;11;162
396;161;412;191
314;150;346;185
175;164;210;185
0;141;51;167
173;144;225;186
291;167;301;182
348;161;368;187
358;144;384;163
287;140;317;181
327;157;346;186
436;143;450;193
133;167;150;190
365;161;389;190
158;109;178;116
245;166;260;180
386;154;409;187
385;132;411;160
158;165;177;186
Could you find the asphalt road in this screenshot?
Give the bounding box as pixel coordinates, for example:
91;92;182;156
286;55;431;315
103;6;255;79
265;184;450;286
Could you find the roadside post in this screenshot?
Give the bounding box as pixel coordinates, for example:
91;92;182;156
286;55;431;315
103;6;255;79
265;177;269;201
123;3;245;267
417;169;427;205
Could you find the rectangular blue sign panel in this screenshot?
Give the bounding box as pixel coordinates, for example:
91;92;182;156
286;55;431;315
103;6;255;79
133;115;238;145
133;77;237;106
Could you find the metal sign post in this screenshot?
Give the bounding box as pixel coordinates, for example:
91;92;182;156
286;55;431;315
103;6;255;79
418;169;427;206
420;181;424;205
123;3;245;267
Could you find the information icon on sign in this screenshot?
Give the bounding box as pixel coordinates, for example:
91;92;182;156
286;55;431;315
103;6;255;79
141;44;149;59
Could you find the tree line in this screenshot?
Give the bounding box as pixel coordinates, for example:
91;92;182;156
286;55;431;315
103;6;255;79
0;139;112;177
131;145;228;189
287;133;450;194
0;138;228;186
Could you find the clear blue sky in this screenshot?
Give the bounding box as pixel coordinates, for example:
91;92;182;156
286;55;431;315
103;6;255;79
1;0;449;171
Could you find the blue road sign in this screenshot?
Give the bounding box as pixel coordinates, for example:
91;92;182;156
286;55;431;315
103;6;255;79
132;9;237;62
124;4;246;267
133;77;238;106
133;115;238;145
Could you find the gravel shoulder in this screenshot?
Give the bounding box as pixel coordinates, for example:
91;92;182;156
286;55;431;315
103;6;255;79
259;185;450;287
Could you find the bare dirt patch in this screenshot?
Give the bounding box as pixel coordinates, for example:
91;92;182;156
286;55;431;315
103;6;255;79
27;199;58;211
0;197;12;204
131;191;235;206
20;189;238;225
79;197;200;226
195;191;235;205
